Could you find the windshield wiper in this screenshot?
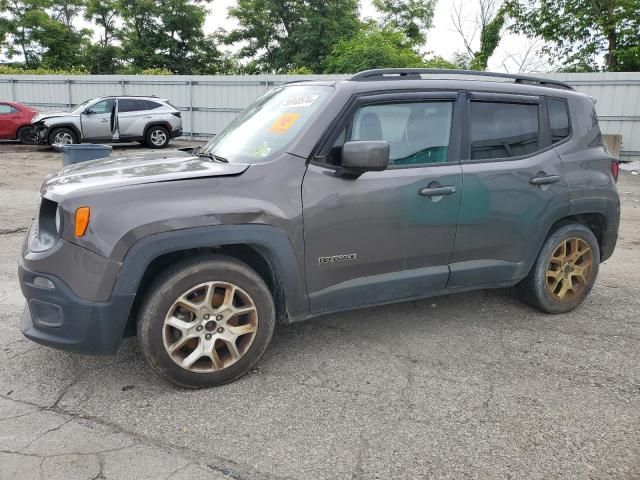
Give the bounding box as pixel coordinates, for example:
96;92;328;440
196;152;229;163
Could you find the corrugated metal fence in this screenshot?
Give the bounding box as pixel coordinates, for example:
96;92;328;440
1;72;638;161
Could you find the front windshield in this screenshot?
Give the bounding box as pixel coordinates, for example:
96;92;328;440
71;98;96;113
201;85;333;162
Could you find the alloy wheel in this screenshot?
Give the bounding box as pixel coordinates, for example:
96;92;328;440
545;237;593;301
53;132;74;144
150;129;167;146
162;281;258;373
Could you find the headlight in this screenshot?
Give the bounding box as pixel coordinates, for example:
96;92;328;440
28;198;62;252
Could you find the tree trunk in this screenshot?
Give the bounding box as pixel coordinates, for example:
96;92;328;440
607;30;617;71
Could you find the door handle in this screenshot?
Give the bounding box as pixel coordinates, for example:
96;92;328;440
419;185;457;197
529;175;560;185
101;119;109;123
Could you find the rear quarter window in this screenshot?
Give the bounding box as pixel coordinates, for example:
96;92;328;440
547;98;571;143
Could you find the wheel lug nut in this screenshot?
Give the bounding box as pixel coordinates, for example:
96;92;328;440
196;326;203;331
203;314;210;320
217;327;224;333
205;334;212;340
216;315;223;321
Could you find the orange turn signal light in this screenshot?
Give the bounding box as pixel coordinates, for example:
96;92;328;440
74;207;90;237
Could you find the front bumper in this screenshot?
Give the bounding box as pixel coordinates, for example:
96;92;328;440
33;124;50;144
19;263;134;356
171;127;183;139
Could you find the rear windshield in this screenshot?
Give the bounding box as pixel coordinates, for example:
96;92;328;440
201;85;333;163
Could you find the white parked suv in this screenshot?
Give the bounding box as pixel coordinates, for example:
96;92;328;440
32;96;183;149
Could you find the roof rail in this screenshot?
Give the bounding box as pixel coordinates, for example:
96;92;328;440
349;68;574;91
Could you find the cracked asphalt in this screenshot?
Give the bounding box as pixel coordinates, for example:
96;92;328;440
1;142;639;479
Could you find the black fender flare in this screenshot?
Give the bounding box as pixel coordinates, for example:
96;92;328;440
514;201;572;280
111;225;309;320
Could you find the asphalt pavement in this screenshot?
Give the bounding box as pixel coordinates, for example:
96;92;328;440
1;142;639;479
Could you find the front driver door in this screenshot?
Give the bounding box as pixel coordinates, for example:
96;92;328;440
302;92;463;314
80;98;116;141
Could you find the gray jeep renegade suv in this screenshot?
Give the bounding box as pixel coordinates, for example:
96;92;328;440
19;69;620;388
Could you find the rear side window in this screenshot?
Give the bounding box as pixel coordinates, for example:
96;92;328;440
470;102;539;160
547;98;571;143
119;99;147;113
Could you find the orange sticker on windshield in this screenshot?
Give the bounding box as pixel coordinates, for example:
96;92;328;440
271;112;301;134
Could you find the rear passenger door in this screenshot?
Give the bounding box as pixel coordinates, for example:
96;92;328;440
448;92;570;288
118;99;156;140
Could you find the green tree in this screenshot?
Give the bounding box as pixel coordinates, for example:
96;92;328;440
33;12;91;69
423;55;459;69
50;0;85;28
451;0;506;71
1;0;48;68
504;0;640;71
0;0;89;69
372;0;436;47
119;0;163;69
225;0;360;73
323;23;425;73
119;0;226;74
85;0;122;73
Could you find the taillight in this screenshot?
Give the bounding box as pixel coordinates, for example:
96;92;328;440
611;160;619;182
171;112;181;118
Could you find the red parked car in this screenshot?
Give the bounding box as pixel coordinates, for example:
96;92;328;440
0;101;39;143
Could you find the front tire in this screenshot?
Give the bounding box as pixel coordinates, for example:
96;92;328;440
145;125;170;149
137;255;276;388
48;127;77;146
516;224;600;314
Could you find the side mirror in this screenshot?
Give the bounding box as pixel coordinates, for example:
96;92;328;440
84;109;95;115
339;140;389;177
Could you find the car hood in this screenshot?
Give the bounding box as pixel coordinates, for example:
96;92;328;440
41;150;250;201
32;111;77;123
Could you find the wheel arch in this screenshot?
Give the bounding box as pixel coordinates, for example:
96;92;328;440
47;124;81;143
15;123;33;139
548;213;607;252
114;225;308;336
520;211;609;281
143;121;172;139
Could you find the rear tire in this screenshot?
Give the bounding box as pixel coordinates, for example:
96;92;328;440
145;125;170;149
48;127;77;146
516;224;600;314
137;255;276;388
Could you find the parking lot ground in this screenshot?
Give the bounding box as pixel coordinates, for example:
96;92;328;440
1;143;639;480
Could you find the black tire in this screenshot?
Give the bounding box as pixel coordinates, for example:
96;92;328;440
516;223;600;314
145;125;170;149
17;126;37;144
48;127;78;145
137;255;276;388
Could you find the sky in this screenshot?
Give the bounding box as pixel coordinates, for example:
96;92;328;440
203;0;548;73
